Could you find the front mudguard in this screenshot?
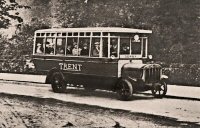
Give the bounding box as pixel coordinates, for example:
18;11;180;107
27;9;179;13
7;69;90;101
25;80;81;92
160;75;168;83
46;67;65;84
115;76;136;89
121;76;146;92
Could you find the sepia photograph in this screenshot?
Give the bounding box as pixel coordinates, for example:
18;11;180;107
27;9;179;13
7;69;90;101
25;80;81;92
0;0;200;127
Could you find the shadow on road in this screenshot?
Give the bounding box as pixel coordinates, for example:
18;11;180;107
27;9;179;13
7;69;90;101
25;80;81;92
56;88;200;101
49;88;155;101
139;92;200;101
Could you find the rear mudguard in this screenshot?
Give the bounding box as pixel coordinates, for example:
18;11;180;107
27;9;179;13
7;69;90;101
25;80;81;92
45;67;65;84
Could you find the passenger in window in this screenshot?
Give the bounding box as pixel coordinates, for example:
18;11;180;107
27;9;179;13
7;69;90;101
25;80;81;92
92;42;100;57
45;42;54;54
66;45;72;55
110;40;118;57
72;43;81;56
80;43;89;56
57;47;64;55
36;43;43;54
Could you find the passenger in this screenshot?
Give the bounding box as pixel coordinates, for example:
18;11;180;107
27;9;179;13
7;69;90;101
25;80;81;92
57;47;64;55
92;42;100;57
110;42;118;57
36;43;43;54
72;43;81;56
45;42;54;54
80;43;89;56
66;45;72;55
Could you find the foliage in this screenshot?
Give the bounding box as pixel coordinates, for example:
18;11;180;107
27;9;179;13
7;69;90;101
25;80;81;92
0;19;50;72
1;0;197;64
0;0;30;28
164;64;200;86
48;0;199;64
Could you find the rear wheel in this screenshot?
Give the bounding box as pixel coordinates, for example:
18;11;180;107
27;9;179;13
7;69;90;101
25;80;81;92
117;79;133;101
151;80;167;98
51;72;66;93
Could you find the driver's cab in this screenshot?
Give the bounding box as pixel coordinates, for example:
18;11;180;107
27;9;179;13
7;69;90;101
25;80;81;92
91;32;149;61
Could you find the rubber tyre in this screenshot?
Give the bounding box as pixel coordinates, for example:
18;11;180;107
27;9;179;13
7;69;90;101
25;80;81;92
117;79;133;101
51;72;66;93
151;80;167;98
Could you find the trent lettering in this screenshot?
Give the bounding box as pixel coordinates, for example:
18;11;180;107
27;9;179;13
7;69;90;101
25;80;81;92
59;63;82;71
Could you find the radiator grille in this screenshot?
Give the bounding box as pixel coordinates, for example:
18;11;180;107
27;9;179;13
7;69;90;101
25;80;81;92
145;68;161;83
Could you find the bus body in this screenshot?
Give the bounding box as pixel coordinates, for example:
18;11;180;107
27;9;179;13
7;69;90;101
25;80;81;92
32;27;168;100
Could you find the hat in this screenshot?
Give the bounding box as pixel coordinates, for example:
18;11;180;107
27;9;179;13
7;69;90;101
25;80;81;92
94;42;100;45
73;42;77;45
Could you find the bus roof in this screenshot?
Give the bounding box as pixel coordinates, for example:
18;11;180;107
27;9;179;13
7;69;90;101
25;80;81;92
35;27;152;34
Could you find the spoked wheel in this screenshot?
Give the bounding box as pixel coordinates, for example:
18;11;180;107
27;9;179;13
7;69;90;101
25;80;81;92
51;72;66;93
117;79;133;101
151;80;167;98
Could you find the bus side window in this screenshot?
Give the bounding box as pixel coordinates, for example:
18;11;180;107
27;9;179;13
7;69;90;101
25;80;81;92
35;38;44;54
56;38;65;55
45;38;55;55
110;38;118;57
102;38;108;57
120;38;130;54
91;38;100;57
67;38;79;56
80;38;90;56
131;38;142;54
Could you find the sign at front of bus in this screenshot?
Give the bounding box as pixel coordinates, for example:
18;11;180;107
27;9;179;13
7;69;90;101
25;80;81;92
59;63;82;71
120;55;142;58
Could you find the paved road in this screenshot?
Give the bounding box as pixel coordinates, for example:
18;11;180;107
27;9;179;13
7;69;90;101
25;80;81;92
0;80;199;126
0;73;200;99
1;93;198;128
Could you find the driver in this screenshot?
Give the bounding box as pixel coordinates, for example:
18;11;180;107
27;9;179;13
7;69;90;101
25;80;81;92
110;39;118;57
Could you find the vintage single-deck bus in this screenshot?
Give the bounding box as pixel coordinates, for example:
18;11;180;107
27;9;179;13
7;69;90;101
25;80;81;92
32;27;168;100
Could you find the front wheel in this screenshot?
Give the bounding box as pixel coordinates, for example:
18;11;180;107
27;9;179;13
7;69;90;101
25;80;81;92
151;80;167;98
51;72;66;93
116;79;133;101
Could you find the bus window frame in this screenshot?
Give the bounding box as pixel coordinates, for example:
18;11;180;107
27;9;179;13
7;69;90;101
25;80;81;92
34;31;148;59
